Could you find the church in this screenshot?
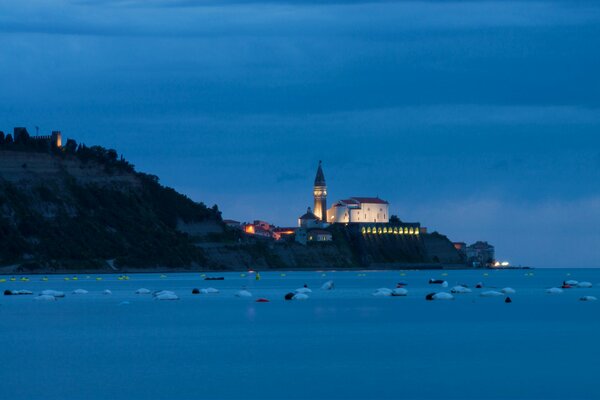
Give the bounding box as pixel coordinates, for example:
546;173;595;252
298;161;390;227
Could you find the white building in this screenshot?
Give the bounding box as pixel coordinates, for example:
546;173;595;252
327;197;389;224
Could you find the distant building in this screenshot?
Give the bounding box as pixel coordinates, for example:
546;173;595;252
313;161;327;221
466;241;495;268
298;207;320;229
12;127;62;149
223;219;241;229
308;229;333;242
327;197;389;224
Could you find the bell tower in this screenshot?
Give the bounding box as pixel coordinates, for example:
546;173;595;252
313;161;327;221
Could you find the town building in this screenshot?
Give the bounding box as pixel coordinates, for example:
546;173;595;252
466;241;495;268
327;197;389;224
308;229;333;242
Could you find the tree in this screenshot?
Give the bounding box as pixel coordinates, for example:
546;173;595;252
389;215;401;224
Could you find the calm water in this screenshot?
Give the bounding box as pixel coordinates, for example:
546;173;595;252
1;269;599;400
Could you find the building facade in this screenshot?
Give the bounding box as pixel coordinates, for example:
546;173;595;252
466;241;495;267
327;197;389;224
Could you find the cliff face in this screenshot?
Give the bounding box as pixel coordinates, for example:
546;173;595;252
0;150;221;271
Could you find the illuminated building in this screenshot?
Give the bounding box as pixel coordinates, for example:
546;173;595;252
327;197;389;224
313;161;327;221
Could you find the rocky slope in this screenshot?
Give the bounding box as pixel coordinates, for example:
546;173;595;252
0;148;221;271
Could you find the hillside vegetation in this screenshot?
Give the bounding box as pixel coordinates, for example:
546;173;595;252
0;133;221;271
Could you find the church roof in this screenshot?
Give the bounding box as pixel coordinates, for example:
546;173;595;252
299;207;319;220
351;197;389;205
314;161;326;186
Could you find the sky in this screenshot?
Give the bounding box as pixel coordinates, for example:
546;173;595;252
1;0;599;267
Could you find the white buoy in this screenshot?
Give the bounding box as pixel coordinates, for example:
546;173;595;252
155;293;179;301
200;287;219;294
119;301;130;306
9;289;33;295
40;290;65;298
546;287;563;294
391;288;408;296
34;294;57;301
153;290;175;297
72;289;88;295
450;286;472;294
441;281;448;288
565;280;579;286
579;296;597;302
235;290;252;297
321;280;334;290
501;287;516;294
432;292;454;300
103;289;112;295
135;288;151;294
373;288;393;296
295;287;312;294
292;293;309;300
481;291;504;297
577;282;592;288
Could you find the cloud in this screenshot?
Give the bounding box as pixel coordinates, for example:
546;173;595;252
2;1;600;38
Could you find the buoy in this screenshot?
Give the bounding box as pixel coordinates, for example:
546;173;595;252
391;288;408;296
292;293;309;300
546;287;563;294
103;289;112;295
429;279;445;284
135;288;151;294
450;286;472;294
192;288;200;294
480;291;503;297
34;294;57;301
40;290;65;297
295;287;312;294
501;287;516;294
155;293;179;300
321;280;334;290
579;296;597;302
577;282;592;288
235;290;252;297
565;280;578;286
426;292;453;300
505;297;512;303
373;288;392;296
284;292;295;300
475;282;483;289
72;289;88;294
255;298;270;303
200;287;219;294
154;290;175;297
4;289;13;295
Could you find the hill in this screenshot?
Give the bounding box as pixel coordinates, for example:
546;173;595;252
0;133;221;272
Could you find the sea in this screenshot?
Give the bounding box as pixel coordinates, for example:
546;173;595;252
1;268;599;400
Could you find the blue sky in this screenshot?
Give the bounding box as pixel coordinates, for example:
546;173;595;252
1;0;599;267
